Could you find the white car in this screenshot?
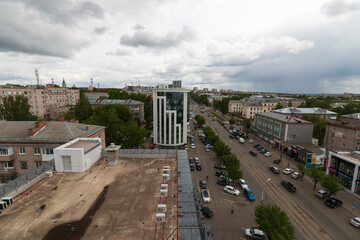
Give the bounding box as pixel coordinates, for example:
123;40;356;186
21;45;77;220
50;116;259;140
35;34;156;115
291;172;301;179
245;228;268;239
194;157;200;164
248;140;254;143
264;152;272;157
238;179;248;190
283;168;294;175
191;143;196;149
202;189;211;203
224;185;240;196
350;217;360;228
205;148;210;152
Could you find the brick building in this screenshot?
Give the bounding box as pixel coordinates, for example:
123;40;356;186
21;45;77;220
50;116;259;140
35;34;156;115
0;121;105;183
229;98;278;119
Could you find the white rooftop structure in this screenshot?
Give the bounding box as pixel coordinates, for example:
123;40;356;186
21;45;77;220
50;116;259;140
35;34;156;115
274;107;337;115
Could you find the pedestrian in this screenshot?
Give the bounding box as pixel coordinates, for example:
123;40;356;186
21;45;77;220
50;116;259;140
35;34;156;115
206;175;209;180
231;207;234;214
287;163;290;168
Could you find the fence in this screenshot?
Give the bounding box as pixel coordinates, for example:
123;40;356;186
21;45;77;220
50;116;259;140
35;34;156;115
0;159;55;198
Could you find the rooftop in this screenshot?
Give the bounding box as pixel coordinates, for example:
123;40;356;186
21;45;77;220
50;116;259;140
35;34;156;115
65;140;100;153
257;112;311;124
0;121;104;143
90;99;144;105
332;151;360;165
274;107;337;115
342;113;360;119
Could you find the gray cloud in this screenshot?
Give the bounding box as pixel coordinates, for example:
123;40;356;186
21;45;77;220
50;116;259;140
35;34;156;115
95;27;108;35
120;26;196;48
0;0;105;58
134;24;145;31
322;0;360;17
106;49;131;56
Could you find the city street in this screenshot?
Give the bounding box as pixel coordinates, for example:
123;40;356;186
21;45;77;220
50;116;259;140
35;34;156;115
189;103;360;240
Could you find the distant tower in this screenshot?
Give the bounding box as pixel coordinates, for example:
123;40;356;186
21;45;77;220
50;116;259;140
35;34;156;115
91;78;93;87
88;78;94;92
62;78;67;88
51;78;54;85
35;68;40;86
98;83;100;89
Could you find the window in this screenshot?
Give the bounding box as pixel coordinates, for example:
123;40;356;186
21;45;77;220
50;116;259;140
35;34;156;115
42;148;54;155
20;161;28;169
0;148;9;155
3;161;14;169
341;143;345;147
35;161;42;167
19;147;25;154
34;148;41;155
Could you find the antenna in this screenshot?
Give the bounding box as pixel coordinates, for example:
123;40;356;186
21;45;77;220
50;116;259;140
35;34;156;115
90;78;93;87
52;78;54;85
35;68;39;86
98;83;100;89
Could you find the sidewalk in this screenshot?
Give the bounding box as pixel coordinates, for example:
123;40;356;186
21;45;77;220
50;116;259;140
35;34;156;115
251;132;360;217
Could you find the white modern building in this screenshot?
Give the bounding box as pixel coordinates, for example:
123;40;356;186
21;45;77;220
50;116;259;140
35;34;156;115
153;82;190;147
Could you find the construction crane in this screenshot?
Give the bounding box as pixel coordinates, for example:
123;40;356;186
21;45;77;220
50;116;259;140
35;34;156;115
35;68;40;86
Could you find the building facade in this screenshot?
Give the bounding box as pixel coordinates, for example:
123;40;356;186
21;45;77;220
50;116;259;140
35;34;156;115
276;98;305;108
274;107;337;121
153;85;190;147
84;92;109;102
229;98;278;119
326;151;360;195
0;121;105;183
0;84;80;119
324;113;360;152
89;99;145;124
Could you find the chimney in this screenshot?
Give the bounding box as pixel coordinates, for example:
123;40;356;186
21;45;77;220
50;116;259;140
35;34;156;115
29;121;46;136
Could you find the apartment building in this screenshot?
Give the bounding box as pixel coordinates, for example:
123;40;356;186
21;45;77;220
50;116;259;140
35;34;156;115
229;98;278;119
0;121;105;183
324;113;360;152
0;84;80;119
274;107;337;121
89;99;145;124
276;98;305;108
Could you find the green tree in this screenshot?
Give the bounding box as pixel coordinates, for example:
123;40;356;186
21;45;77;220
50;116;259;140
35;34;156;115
227;165;243;186
274;103;284;110
255;204;295;240
195;114;206;125
302;115;327;145
321;175;344;197
208;135;220;145
213;141;231;158
221;154;240;168
0;95;38;121
296;162;308;182
119;121;148;148
229;118;236;125
74;93;92;122
307;168;325;190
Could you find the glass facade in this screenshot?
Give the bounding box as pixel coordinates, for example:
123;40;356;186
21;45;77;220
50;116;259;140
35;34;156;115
329;155;355;190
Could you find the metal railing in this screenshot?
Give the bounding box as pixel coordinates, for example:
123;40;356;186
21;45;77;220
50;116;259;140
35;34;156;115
0;159;55;198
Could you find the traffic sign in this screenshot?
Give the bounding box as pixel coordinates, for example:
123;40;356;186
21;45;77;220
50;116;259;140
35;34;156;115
352;202;355;208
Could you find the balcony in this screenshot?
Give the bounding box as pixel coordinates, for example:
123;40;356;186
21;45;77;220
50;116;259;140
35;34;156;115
0;154;14;162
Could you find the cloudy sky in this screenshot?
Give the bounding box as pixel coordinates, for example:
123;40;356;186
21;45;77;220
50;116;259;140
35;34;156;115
0;0;360;93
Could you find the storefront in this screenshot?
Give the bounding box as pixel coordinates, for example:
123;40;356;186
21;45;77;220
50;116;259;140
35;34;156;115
326;151;360;195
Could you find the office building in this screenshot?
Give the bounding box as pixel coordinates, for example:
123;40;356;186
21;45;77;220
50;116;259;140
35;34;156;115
153;82;190;146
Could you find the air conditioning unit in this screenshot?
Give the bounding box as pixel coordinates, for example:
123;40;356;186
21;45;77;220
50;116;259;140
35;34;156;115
160;189;168;197
45;171;53;178
162;174;170;181
163;169;170;174
156;213;165;222
157;204;167;213
160;184;168;190
0;201;7;210
163;166;170;170
1;197;13;206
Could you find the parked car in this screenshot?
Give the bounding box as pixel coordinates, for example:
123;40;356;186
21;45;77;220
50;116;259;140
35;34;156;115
202;189;211;203
195;163;202;171
264;152;272;157
194;157;200;164
260;148;268;154
249;139;254;143
191;143;196;149
273;159;281;164
238;138;245;143
315;190;330;199
217;178;230;186
201;205;213;218
244;188;256;201
199;180;207;189
244;228;268;240
215;170;228;177
249;151;257;156
206;144;213;149
224;185;240;196
283;168;294;175
350;217;360;228
257;146;263;150
229;134;234;139
253;144;260;148
214;164;226;170
325;197;343;208
238;179;248;189
189;163;195;171
281;180;296;192
205;148;210;152
269;166;280;174
189;158;193;164
291;172;301;179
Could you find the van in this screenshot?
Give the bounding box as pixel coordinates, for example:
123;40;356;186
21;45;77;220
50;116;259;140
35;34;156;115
315;190;330;199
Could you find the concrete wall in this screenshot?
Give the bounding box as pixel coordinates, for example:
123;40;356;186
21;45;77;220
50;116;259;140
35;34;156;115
287;123;314;144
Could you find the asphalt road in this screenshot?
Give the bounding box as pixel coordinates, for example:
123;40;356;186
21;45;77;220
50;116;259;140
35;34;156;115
189;104;360;240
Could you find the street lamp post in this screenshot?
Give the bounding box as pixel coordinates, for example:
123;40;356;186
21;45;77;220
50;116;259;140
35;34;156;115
261;178;271;205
